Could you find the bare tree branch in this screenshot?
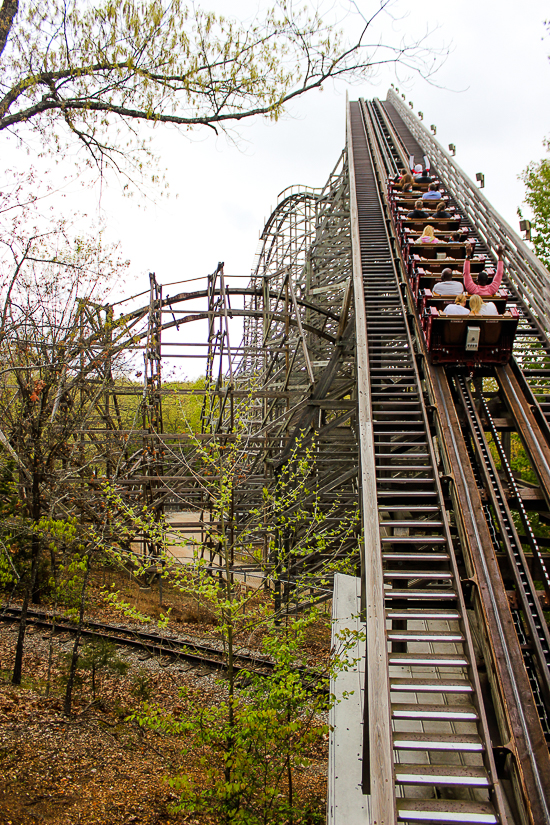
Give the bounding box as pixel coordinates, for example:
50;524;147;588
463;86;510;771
0;1;446;179
0;0;17;60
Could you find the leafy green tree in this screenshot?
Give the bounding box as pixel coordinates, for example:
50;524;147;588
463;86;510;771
520;138;550;267
0;0;441;179
133;610;360;825
98;398;361;823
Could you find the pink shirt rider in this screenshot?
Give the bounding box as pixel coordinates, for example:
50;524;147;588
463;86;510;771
463;259;503;296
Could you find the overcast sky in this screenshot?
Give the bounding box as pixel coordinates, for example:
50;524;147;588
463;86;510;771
3;0;550;373
91;0;549;290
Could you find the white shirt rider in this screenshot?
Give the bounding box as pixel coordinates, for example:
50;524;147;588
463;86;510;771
479;301;499;316
443;302;469;315
433;279;463;296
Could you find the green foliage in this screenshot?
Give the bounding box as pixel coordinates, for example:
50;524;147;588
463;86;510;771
162;378;206;437
130;669;153;702
520;138;550;267
131;611;352;824
99;397;361;822
49;551;88;619
101;587;152;624
63;636;129;700
0;506;86;595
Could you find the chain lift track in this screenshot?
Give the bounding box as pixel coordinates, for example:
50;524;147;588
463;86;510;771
348;99;514;825
345;95;550;823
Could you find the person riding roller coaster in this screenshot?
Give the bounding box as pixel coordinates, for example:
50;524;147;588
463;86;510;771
407;200;428;219
432;200;451;219
433;268;463;296
414;165;432;184
419;225;439;244
442;293;469;315
423;183;442;201
463;243;505;296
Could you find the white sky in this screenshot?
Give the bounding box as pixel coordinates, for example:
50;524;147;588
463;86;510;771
2;0;550;375
102;0;549;288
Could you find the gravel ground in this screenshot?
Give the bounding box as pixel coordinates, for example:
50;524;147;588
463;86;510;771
0;611;328;825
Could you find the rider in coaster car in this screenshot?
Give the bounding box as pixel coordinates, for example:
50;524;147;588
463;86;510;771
433;268;463;296
398;172;415;192
433;267;464;297
423;183;442;201
433;200;451;219
414;165;432;184
407;200;428;219
443;293;469;315
419;225;439;243
463;243;505;296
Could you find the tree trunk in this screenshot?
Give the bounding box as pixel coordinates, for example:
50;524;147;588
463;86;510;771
287;711;293;821
45;615;57;698
13;452;42;685
63;553;91;715
11;535;39;685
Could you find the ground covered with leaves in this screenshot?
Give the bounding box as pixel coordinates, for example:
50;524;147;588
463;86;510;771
0;575;330;825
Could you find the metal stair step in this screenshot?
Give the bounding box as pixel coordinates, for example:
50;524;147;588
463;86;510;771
393;732;483;752
396;798;497;823
379;506;441;513
382;537;447;545
382;553;449;562
390;678;473;693
388;652;469;666
387;630;464;643
384;570;453;580
380;520;443;528
392;703;478;721
385;590;458;601
395;764;489;787
387;609;461;620
377;478;436;484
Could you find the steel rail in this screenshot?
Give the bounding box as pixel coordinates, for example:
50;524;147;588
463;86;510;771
346;95;394;822
496;363;550;507
0;606;326;687
366;98;402;179
483;374;550;603
428;367;550;825
455;374;550;711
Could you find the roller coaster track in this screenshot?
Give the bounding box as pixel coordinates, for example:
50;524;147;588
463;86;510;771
349;98;510;825
343;96;550;823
